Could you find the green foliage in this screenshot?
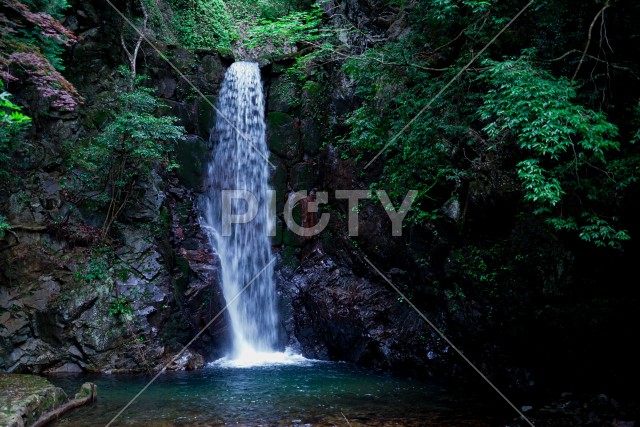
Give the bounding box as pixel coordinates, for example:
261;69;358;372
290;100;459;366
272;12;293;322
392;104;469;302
231;0;303;20
168;0;234;50
74;254;110;285
67;68;185;239
478;56;628;247
341;42;463;225
0;215;10;239
0;84;32;180
244;5;327;54
22;0;70;18
451;246;498;285
108;295;133;320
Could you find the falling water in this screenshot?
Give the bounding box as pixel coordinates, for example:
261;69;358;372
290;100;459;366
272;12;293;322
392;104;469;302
201;62;281;364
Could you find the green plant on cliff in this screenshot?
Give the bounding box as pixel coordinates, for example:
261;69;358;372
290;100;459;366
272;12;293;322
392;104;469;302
68;68;185;240
1;0;82;111
108;295;134;320
337;0;640;247
0;216;9;239
244;5;326;52
0;83;31;181
168;0;234;51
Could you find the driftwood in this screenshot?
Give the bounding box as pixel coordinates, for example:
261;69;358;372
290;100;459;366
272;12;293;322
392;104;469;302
31;383;97;427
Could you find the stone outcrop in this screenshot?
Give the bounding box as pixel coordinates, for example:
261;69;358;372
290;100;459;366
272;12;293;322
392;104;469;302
277;241;454;378
0;374;67;427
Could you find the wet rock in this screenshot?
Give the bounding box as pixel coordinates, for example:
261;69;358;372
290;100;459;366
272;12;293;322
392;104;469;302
175;135;209;190
268;77;297;113
165;348;205;371
290;162;318;192
269;155;288;214
267;112;300;162
196;95;218;138
279;244;451;376
198;55;225;85
301;119;322;156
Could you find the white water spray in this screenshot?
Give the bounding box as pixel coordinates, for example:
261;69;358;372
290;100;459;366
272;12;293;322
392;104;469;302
202;62;281;363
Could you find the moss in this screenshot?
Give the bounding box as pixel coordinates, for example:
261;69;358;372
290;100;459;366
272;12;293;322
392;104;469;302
0;374;68;426
169;0;235;51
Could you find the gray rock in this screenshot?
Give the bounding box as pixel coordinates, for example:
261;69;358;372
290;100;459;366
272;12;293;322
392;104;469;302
126;170;165;222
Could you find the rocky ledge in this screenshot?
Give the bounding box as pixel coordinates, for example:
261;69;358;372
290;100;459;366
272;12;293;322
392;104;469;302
0;374;95;427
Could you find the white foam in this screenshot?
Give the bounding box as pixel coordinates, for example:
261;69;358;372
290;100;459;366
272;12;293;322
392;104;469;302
210;347;313;368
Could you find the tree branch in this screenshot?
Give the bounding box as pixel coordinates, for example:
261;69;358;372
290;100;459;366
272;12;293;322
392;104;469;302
572;2;610;81
542;48;638;78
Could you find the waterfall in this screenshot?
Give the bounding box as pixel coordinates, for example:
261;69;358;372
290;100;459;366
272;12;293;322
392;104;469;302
202;62;280;363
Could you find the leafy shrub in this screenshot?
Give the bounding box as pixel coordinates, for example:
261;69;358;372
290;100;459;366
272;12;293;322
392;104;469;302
0;83;31;180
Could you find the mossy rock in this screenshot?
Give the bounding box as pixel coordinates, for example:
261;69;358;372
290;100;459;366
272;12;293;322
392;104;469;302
301;119;322;156
301;80;325;117
290;162;317;192
268;78;297;113
282;228;303;247
199;55;225;85
167;45;197;72
267;112;300;162
0;374;67;427
269;155;288;214
175;135;209;190
271;216;283;246
278;246;301;270
196;95;218;138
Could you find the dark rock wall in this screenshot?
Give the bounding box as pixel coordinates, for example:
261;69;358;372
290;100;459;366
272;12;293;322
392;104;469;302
0;1;230;373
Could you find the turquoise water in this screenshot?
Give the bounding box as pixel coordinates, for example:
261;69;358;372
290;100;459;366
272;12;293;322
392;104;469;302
49;361;505;426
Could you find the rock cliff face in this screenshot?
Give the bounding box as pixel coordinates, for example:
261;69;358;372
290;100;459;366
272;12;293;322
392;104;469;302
0;2;230;373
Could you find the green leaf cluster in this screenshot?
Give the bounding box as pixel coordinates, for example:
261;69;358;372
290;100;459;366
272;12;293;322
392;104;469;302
168;0;234;50
0;83;31;181
478;57;628;247
243;5;327;53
